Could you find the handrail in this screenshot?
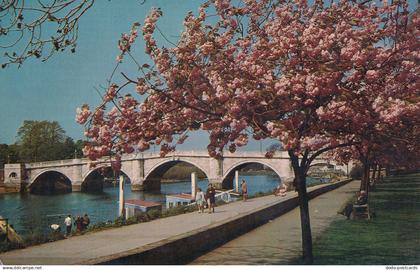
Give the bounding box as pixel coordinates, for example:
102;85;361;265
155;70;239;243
187;189;238;206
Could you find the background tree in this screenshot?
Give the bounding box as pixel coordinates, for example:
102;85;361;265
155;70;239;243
78;0;419;264
73;139;85;158
16;120;79;162
0;143;19;167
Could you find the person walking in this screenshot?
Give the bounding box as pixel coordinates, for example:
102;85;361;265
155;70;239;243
64;214;72;236
82;214;90;231
195;188;205;213
206;183;216;213
241;179;248;201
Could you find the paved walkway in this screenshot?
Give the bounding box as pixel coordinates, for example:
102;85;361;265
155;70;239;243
0;181;356;265
191;180;360;264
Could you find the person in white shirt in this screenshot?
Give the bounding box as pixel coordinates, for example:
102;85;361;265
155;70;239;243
64;215;72;236
195;188;205;213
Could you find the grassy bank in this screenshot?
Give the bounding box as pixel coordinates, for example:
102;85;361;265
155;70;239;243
308;173;420;265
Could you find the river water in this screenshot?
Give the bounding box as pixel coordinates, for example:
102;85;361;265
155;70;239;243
0;175;287;237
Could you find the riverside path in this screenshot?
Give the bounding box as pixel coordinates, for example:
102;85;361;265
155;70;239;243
0;180;355;265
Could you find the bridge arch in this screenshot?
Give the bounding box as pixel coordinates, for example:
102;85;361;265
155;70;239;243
29;169;73;195
144;159;209;191
82;166;132;193
310;162;334;168
222;160;282;189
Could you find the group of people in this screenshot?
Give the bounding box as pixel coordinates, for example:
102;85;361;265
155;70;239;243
64;214;90;236
193;179;289;213
195;183;216;213
194;179;250;213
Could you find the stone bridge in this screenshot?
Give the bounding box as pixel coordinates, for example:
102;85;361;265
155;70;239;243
3;151;350;193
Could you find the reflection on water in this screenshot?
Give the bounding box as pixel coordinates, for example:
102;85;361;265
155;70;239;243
0;175;283;237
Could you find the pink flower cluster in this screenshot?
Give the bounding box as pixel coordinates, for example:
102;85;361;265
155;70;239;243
75;104;91;124
116;23;139;63
78;0;419;172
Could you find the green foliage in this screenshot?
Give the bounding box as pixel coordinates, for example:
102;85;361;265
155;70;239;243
147;209;162;219
16;120;68;162
0;120;87;164
0;144;19;168
85;221;113;232
124;216;138;225
74;139;85;158
24;232;56;246
135;213;150;223
161;206;186;217
0;241;22;253
114;216;126;226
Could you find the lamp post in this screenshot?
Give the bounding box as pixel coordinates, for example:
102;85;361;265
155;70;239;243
191;172;197;199
118;174;125;218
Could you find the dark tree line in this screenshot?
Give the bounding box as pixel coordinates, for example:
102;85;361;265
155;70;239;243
0;120;84;168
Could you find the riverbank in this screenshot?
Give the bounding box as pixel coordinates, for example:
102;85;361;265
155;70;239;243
0;179;352;265
309;173;420;265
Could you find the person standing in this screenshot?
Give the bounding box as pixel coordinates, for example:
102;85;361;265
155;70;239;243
64;215;72;236
195;188;205;213
206;184;216;213
241;179;248;201
82;214;90;231
75;216;83;232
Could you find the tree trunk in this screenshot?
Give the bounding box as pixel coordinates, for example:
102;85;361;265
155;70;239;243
371;163;378;186
385;166;390;177
295;169;314;264
377;165;383;182
360;161;370;193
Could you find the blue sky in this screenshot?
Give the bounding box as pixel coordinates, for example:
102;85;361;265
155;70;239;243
0;0;417;151
0;1;208;146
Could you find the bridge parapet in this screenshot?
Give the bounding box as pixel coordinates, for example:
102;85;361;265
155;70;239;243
27;158;77;168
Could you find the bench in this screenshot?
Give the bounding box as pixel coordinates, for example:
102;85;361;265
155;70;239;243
351;204;371;220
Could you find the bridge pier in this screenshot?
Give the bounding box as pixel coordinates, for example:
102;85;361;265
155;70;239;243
131;183;145;192
208;179;223;190
72;184;82;192
3;183;23;193
3;164;25;193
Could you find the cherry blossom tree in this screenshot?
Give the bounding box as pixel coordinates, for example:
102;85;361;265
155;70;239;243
77;0;419;264
327;7;420;192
